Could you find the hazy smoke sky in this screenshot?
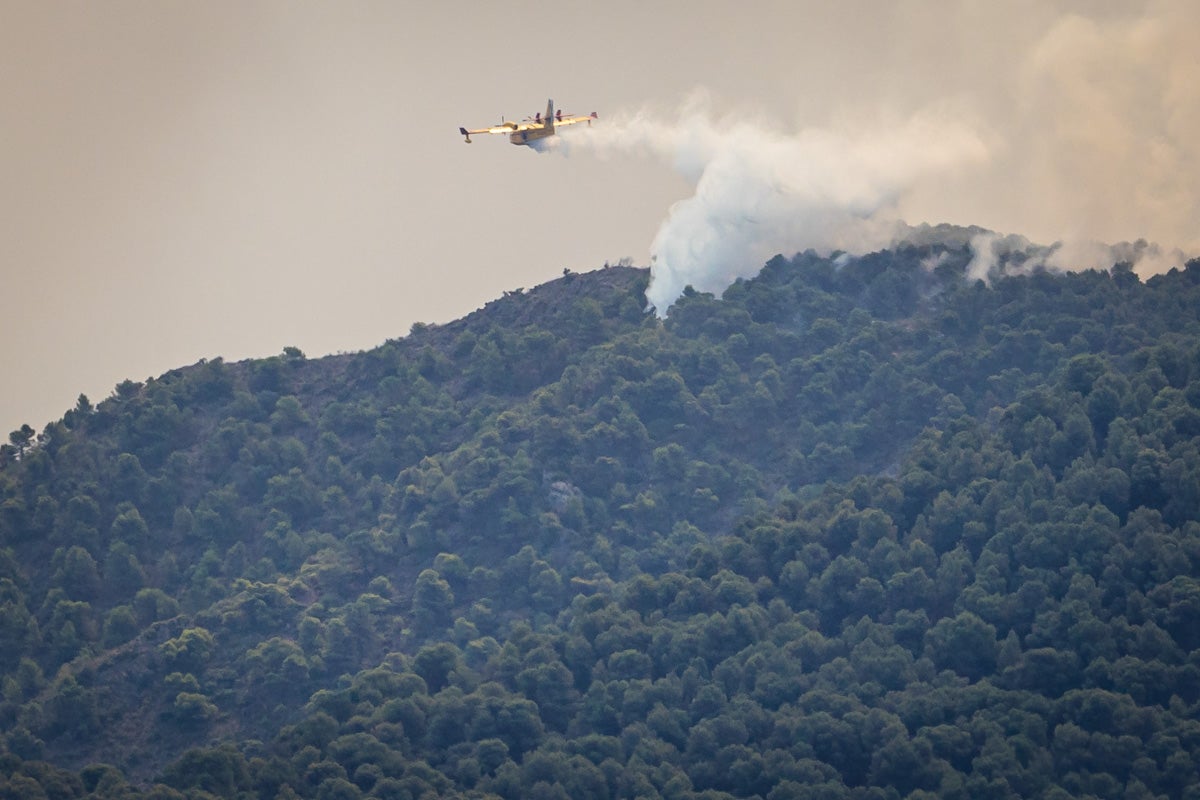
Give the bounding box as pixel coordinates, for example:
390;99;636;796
3;1;1197;433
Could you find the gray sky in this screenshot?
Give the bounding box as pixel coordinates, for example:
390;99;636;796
3;1;1197;435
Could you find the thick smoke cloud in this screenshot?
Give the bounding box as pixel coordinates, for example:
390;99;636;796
555;3;1199;313
1009;6;1200;250
563;95;990;312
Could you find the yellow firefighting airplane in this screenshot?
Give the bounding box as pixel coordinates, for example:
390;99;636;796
459;99;597;146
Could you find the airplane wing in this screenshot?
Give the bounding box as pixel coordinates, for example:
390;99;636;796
462;123;515;135
554;112;599;129
459;120;536;142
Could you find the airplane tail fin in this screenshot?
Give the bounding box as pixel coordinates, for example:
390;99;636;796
545;99;554;129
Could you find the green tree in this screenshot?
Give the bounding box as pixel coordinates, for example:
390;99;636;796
171;691;219;726
412;569;454;638
159;627;216;673
413;642;461;693
161;745;251;796
133;587;180;626
55;546;102;601
923;611;998;680
8;424;35;457
101;605;138;647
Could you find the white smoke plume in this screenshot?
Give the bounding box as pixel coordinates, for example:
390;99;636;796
964;231;1189;285
949;3;1200;285
548;4;1199;312
559;93;990;313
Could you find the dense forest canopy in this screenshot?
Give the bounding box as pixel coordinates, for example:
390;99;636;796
2;233;1200;800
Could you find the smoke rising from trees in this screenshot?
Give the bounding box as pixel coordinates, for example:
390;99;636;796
566;96;989;312
558;2;1199;312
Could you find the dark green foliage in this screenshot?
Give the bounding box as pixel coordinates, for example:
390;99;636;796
1;253;1200;798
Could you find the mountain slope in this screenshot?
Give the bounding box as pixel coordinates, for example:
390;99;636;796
1;239;1199;799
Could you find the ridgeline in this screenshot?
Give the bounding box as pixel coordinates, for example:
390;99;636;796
2;236;1200;799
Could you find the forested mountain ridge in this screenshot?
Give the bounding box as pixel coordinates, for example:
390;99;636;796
2;236;1200;800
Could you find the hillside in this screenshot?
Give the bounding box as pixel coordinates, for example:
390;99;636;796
2;237;1200;800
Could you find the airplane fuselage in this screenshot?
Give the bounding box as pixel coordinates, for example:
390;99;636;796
510;126;555;146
